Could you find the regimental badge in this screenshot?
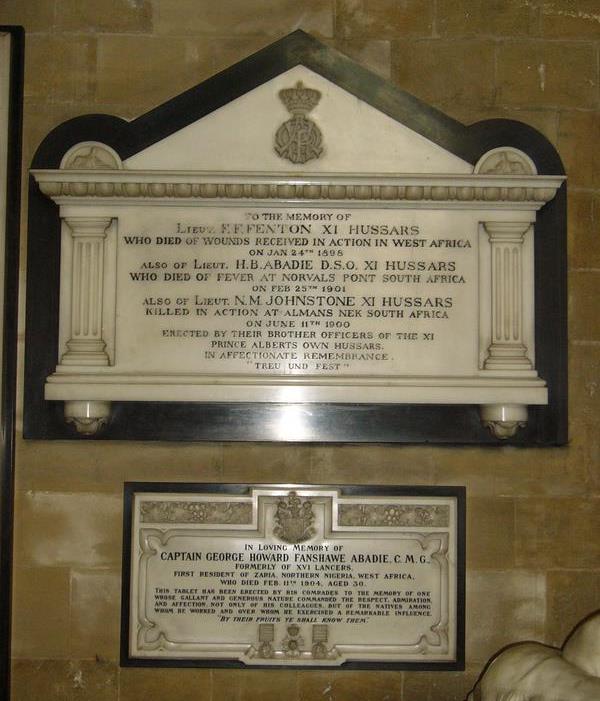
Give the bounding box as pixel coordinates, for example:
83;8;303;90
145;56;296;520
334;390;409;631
274;81;323;165
273;491;316;544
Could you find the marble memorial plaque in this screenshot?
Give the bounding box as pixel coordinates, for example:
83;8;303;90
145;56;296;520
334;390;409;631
122;484;465;668
25;31;567;443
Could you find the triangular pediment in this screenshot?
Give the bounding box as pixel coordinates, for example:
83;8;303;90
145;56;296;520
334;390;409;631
125;64;472;174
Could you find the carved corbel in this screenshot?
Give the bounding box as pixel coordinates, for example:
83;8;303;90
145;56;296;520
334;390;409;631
64;400;111;436
480;403;528;440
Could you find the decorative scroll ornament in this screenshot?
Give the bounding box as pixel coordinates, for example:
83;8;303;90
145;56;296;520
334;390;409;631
275;81;323;164
273;491;316;544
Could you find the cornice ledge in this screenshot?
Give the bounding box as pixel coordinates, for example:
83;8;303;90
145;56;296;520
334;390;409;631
32;170;564;206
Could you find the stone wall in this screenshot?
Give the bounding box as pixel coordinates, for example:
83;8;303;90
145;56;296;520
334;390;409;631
1;1;599;699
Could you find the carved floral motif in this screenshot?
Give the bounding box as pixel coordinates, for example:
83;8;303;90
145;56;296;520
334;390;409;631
338;503;449;527
140;500;252;524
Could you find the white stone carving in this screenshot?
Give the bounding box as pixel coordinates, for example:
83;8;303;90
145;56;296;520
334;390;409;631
32;116;564;439
64;399;111;436
128;487;461;666
468;611;600;701
275;81;323;164
480;403;528;440
61;141;122;170
34;171;561;205
475;147;537;176
60;217;111;367
483;221;532;371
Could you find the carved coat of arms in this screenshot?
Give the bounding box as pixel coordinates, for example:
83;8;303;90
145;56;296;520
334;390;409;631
273;491;316;544
274;81;323;165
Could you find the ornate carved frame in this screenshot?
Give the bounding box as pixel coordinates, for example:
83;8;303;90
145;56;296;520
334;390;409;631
121;483;466;671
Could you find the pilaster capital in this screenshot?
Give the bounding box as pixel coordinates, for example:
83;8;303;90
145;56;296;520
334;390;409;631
483;221;531;242
64;217;112;237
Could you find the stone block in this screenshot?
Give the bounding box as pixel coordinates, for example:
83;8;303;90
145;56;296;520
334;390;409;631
311;444;435;485
436;0;540;37
212;669;294;701
497;41;598;109
569;342;600;426
71;660;118;701
391;40;496;111
55;0;152;33
541;0;600;39
119;667;212;701
12;567;70;658
558;110;600;188
96;35;214;110
574;422;600;491
16;440;223;493
0;0;55;32
24;35;96;103
467;497;515;569
569;271;600;342
568;190;600;270
515;497;600;568
11;660;71;701
13;490;122;568
545;570;600;647
466;570;545;664
336;0;433;40
402;666;481;701
70;570;121;660
154;0;333;38
431;444;584;499
211;36;276;76
222;443;315;483
330;39;392;79
298;669;402;701
446;106;559;146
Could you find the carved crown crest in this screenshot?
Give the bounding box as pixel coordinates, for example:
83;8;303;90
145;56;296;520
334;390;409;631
278;81;321;116
273;491;316;544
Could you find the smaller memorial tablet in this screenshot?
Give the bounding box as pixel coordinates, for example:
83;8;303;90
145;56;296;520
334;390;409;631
121;484;465;669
